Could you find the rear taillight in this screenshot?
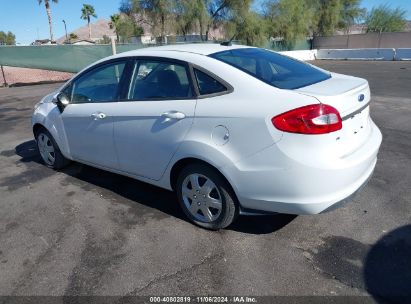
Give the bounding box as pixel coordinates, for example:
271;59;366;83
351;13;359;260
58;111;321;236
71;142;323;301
272;104;342;135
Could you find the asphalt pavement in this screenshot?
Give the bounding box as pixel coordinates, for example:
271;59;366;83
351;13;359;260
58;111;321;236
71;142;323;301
0;61;410;300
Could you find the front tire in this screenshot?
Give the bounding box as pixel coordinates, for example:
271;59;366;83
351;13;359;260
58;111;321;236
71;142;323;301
35;128;70;170
176;164;238;230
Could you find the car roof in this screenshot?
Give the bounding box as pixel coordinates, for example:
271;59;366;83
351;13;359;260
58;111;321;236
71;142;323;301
77;43;255;78
114;43;253;58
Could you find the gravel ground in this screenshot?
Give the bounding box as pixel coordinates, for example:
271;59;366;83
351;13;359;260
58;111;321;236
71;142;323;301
0;61;410;301
0;66;73;87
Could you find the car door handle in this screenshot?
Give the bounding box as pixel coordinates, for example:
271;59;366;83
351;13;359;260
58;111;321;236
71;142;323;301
161;111;186;120
91;112;107;120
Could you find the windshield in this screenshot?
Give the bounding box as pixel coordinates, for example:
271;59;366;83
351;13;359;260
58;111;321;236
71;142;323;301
210;48;331;90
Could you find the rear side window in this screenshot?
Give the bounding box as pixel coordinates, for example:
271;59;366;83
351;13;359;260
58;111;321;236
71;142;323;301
194;69;227;95
128;60;192;100
210;48;331;90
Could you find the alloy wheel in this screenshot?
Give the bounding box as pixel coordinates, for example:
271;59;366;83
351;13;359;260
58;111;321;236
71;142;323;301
181;173;223;222
37;133;55;166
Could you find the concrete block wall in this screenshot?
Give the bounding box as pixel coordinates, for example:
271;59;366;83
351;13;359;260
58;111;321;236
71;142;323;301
317;48;396;60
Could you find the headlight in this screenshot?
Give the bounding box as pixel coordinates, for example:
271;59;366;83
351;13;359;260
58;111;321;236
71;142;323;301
34;101;42;110
34;95;49;110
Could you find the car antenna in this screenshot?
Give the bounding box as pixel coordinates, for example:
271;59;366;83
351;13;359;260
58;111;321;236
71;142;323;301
220;33;237;47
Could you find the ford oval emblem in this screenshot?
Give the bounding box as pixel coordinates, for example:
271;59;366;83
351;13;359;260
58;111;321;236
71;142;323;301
358;94;365;102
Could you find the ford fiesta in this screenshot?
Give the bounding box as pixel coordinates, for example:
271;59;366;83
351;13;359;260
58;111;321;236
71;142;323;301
32;44;382;229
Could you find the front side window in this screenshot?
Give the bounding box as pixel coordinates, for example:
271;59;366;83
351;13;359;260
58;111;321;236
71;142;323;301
194;69;227;95
210;48;331;90
128;60;192;100
70;61;126;103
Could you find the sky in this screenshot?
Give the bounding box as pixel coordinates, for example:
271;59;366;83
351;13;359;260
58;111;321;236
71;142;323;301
0;0;119;45
0;0;410;45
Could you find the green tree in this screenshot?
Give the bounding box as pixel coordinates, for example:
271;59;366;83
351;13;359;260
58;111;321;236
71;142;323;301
69;32;78;40
265;0;314;48
81;4;97;39
98;35;112;44
173;0;209;41
310;0;343;36
205;0;253;41
306;0;365;36
8;32;16;45
127;0;173;41
116;16;144;43
365;4;407;33
38;0;58;42
226;11;268;46
204;0;228;40
0;31;16;45
173;0;200;39
119;0;265;43
7;31;16;45
338;0;366;33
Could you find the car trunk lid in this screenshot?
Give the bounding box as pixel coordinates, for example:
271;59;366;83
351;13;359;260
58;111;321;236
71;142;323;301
296;72;370;117
295;73;372;157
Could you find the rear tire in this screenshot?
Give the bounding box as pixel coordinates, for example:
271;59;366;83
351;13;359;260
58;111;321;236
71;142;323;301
176;163;238;230
35;128;70;170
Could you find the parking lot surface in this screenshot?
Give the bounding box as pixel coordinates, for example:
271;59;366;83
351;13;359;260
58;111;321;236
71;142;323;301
0;61;410;299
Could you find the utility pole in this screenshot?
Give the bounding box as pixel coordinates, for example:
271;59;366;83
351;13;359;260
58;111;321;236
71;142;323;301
62;20;68;42
1;65;8;87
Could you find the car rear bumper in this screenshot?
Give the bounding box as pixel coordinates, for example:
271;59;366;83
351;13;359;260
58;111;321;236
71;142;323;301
319;169;372;214
222;119;382;215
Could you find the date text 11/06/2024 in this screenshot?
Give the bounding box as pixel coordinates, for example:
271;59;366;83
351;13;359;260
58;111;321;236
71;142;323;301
149;296;257;303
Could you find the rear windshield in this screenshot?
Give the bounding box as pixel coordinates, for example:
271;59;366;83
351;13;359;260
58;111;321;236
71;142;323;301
210;48;331;90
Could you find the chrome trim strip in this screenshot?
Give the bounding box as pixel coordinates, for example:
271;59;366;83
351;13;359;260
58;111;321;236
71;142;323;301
342;101;370;121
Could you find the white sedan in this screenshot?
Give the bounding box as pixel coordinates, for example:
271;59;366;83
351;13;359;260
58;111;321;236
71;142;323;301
32;43;382;229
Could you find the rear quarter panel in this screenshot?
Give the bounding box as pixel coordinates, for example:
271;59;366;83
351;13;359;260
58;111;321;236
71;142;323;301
159;53;321;188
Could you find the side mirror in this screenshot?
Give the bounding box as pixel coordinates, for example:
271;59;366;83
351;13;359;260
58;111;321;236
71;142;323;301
54;92;70;112
57;92;70;106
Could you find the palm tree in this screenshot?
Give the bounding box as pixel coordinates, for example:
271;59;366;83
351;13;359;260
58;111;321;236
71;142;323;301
110;14;121;42
38;0;58;42
81;4;97;39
